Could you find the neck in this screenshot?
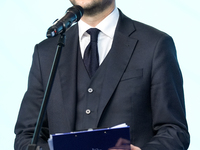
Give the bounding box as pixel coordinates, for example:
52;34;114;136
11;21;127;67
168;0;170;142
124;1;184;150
81;2;115;27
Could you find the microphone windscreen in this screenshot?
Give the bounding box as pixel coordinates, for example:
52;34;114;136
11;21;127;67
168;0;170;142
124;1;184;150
66;5;84;22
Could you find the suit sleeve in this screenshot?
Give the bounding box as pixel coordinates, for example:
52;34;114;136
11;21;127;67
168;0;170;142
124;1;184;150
141;34;190;150
14;45;50;150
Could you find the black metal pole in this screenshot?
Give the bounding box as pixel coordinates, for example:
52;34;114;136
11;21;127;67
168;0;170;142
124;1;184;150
26;33;66;150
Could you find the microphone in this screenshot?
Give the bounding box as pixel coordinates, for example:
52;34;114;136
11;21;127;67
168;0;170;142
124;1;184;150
46;5;84;38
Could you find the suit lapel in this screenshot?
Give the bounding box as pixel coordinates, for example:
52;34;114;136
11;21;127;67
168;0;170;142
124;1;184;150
97;10;138;125
57;25;79;131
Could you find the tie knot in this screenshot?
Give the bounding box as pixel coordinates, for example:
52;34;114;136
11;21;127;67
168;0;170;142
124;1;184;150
87;28;100;42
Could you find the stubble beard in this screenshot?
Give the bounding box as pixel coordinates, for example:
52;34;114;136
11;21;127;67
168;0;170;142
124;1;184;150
70;0;114;17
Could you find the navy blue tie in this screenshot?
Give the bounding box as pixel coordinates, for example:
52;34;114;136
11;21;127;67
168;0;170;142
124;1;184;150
83;28;100;77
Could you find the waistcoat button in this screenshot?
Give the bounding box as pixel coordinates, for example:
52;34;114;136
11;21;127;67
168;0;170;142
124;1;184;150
88;88;93;93
86;109;91;114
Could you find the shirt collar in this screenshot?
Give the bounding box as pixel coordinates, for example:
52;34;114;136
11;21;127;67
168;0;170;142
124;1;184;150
78;7;119;40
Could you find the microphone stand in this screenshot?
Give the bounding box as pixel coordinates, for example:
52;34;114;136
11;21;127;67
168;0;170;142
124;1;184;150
26;33;66;150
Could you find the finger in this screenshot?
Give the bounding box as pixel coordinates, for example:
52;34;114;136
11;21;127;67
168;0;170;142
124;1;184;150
115;138;130;147
130;144;141;150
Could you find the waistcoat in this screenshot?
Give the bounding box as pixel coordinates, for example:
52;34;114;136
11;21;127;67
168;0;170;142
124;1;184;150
75;49;108;131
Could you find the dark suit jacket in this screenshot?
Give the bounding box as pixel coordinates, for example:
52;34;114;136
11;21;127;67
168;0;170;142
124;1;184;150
14;10;190;150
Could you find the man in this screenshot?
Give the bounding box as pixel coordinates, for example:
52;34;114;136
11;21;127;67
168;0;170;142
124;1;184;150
14;0;190;150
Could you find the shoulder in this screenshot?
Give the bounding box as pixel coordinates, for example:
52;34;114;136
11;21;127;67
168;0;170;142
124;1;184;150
118;9;171;41
36;24;79;53
133;20;169;40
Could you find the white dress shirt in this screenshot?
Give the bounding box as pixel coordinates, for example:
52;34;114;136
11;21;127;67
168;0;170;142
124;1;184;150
78;7;119;65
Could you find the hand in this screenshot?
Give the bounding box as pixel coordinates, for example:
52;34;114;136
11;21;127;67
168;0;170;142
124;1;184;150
130;144;141;150
108;138;141;150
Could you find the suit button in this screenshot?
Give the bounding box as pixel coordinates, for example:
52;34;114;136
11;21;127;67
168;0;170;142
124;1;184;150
86;109;91;114
88;88;93;93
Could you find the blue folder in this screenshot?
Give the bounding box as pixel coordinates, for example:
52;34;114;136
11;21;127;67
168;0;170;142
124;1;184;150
49;125;130;150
